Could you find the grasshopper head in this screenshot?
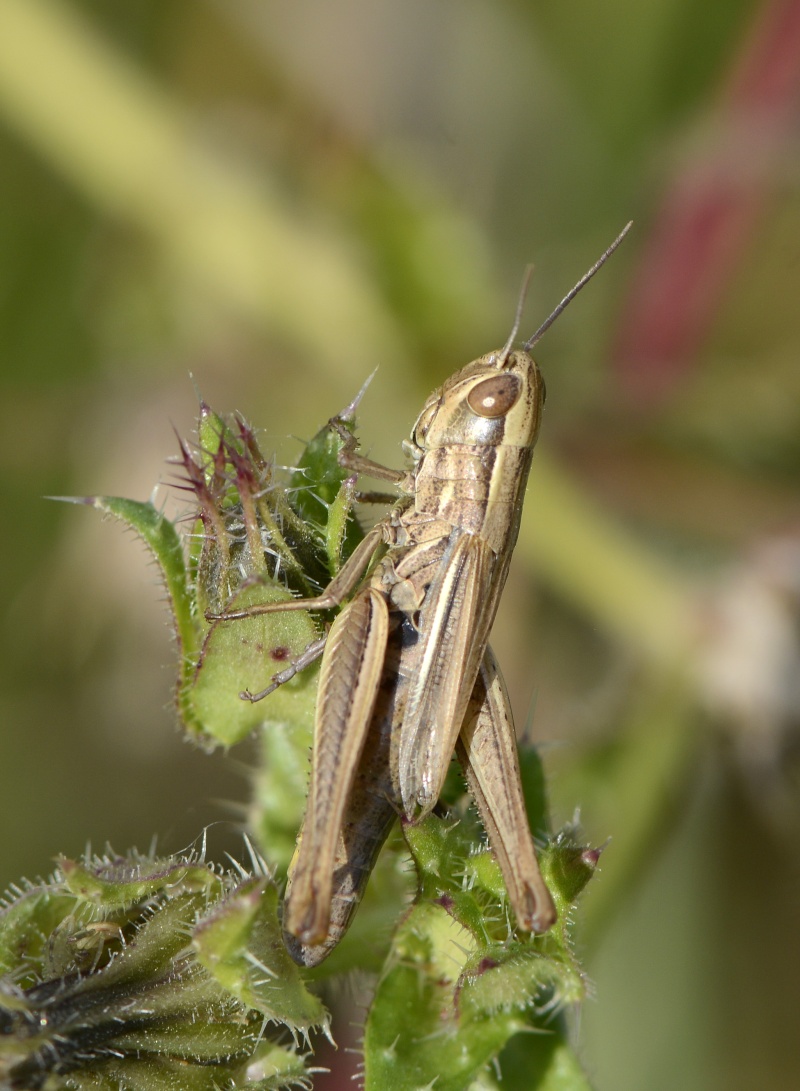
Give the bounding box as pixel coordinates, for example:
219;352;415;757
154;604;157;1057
410;349;545;454
409;224;632;459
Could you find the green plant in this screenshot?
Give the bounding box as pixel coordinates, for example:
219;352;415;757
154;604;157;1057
0;399;602;1089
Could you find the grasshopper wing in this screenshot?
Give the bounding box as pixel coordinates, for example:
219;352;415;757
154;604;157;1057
285;585;389;944
397;528;495;818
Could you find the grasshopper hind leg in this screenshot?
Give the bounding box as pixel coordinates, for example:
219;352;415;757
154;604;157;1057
457;647;556;934
282;588;388;947
283;626;404;967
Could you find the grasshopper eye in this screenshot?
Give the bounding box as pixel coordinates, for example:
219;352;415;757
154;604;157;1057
467;374;521;418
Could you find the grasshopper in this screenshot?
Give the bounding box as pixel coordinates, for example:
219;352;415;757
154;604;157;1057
218;225;631;965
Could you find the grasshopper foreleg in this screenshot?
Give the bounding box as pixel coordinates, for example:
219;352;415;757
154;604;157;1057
330;417;406;484
208;521;385;621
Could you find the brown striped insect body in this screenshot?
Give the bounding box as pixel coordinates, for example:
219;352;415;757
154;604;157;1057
387;348;543;819
283;347;548;964
217;225;631;965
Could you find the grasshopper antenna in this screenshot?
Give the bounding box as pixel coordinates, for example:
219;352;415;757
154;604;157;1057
497;263;535;366
523;221;633;351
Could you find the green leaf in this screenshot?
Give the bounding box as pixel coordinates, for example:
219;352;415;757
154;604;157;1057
82;495;198;662
290;413;363;569
193;876;328;1035
58;855;218;909
0;886;76;978
326;474;358;574
498;1033;594;1091
188;581;319;747
363;814;595;1089
0;852;322;1090
519;742;550;835
232;1043;313;1090
291;416;353;520
364;899;521;1091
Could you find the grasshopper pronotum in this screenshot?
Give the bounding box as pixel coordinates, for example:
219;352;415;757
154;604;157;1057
218;225;631;965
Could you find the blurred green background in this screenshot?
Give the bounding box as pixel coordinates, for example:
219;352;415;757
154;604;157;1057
1;1;799;1088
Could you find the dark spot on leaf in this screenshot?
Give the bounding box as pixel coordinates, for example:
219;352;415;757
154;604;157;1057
271;646;291;661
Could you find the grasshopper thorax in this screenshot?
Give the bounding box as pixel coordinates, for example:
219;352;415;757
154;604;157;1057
410;349;545;457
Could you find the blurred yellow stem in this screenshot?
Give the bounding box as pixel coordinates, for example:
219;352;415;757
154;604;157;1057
0;0;406;387
522;453;699;668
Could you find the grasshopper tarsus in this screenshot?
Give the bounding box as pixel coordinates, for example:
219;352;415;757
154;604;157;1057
338;448;405;484
239;635;328;703
330;415;406;484
240;680;282;703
